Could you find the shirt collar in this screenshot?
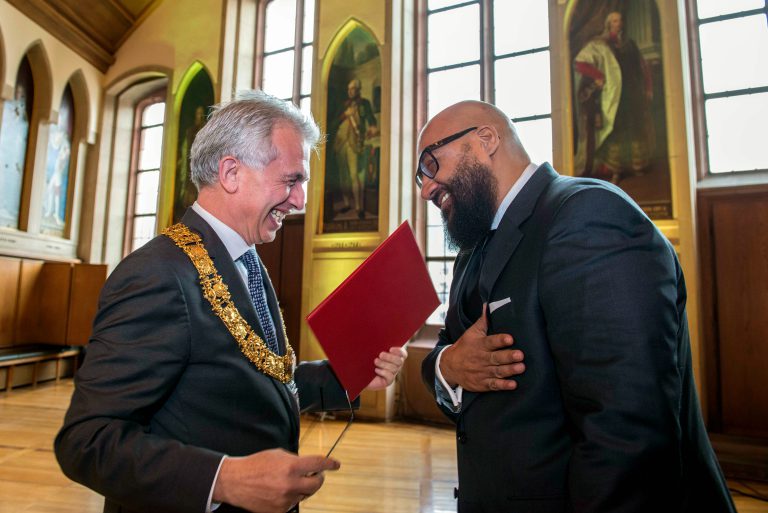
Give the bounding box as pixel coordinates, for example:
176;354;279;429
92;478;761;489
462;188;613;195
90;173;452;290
191;202;253;261
491;162;538;230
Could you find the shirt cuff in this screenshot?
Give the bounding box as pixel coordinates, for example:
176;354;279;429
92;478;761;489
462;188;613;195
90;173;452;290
207;455;226;512
435;346;463;412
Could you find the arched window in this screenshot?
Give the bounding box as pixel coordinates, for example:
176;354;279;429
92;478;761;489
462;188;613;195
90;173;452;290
257;0;316;114
690;0;768;175
125;90;165;253
0;56;34;229
419;0;552;324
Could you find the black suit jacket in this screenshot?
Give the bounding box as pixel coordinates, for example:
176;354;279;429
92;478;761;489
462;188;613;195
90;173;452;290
55;209;349;513
422;164;735;513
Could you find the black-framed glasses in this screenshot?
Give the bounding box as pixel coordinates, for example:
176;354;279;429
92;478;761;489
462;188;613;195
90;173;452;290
415;126;478;188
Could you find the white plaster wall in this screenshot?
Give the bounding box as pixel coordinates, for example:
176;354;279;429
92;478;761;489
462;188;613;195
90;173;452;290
105;0;223;93
316;0;387;61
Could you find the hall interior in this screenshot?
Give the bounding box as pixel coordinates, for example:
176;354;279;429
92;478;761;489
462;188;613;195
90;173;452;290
0;0;766;511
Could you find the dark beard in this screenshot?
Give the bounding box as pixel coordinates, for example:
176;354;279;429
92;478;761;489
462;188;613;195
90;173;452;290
441;155;498;251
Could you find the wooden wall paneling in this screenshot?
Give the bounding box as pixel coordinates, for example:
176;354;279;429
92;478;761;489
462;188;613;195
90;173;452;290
15;260;45;344
700;186;768;481
400;341;451;426
258;228;283;293
711;194;768;439
0;257;22;348
66;263;107;346
15;261;72;345
255;216;304;360
279;216;304;361
697;193;722;430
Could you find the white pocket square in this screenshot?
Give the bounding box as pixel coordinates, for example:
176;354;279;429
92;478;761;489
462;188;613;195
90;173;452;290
489;297;512;314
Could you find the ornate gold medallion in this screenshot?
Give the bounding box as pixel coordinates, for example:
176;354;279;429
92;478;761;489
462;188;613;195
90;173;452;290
163;223;294;383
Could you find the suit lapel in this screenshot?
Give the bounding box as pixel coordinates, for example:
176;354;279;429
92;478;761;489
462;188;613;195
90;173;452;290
259;265;300;418
460;164;559;416
478;163;559;301
453;246;484;331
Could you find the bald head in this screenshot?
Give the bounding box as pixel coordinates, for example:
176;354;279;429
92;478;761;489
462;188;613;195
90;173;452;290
418;100;530;195
420;101;528;158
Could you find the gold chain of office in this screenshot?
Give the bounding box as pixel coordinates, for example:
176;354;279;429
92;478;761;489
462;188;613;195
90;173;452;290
162;223;294;383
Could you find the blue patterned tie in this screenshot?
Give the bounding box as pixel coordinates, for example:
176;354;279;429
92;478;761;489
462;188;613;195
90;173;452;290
239;249;280;354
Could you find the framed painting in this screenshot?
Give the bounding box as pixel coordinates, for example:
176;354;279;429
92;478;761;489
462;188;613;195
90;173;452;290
40;84;75;237
0;57;34;229
321;26;382;234
570;0;672;219
173;67;214;224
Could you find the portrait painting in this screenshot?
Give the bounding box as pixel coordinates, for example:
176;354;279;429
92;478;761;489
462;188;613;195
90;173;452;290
322;26;382;234
173;68;214;224
40;85;75;237
0;57;34;229
570;0;672;219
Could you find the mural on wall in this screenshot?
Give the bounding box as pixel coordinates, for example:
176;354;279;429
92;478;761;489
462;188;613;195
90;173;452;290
0;57;34;229
173;68;214;224
40;84;75;237
322;26;381;234
571;0;672;219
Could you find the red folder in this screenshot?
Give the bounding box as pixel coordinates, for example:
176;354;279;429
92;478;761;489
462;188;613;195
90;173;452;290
306;221;440;400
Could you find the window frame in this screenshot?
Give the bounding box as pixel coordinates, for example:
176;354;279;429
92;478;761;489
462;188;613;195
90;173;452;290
123;89;166;256
687;0;768;181
416;0;552;326
255;0;314;107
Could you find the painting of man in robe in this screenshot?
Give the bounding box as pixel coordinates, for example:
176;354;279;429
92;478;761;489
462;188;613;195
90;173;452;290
41;85;75;236
571;0;672;219
322;27;381;234
173;69;214;224
0;57;34;229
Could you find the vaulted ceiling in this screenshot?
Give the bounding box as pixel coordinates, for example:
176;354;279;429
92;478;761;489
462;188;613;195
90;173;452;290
7;0;162;72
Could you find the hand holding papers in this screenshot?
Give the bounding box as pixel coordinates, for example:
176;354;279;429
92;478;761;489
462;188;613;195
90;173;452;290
307;221;440;401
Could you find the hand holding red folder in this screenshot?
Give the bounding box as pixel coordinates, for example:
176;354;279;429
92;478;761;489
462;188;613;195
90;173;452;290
306;221;440;400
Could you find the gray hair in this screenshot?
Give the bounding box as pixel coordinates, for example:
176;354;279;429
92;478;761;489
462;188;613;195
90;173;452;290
190;90;321;189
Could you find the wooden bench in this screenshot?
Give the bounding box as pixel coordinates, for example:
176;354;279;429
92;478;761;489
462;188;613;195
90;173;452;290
0;344;81;392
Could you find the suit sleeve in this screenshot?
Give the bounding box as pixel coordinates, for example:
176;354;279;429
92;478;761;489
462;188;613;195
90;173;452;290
538;188;683;512
54;251;222;513
295;360;359;412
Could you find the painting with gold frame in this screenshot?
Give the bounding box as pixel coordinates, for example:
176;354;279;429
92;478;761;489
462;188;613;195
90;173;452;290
172;67;214;224
321;26;382;234
40;84;75;237
570;0;672;219
0;56;34;229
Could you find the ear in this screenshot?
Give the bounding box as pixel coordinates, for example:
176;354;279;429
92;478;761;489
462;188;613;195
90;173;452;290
476;125;501;157
218;156;239;194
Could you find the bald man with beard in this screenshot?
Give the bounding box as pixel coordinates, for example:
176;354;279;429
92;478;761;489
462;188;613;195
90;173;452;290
417;101;735;512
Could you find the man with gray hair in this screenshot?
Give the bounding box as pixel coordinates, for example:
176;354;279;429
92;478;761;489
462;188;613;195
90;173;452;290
55;90;406;513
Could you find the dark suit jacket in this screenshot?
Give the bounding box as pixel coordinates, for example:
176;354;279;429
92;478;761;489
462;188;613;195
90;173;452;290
55;209;349;513
422;164;735;513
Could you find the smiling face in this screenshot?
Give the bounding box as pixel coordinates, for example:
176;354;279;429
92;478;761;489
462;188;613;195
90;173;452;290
418;124;498;250
438;150;499;250
231;124;310;245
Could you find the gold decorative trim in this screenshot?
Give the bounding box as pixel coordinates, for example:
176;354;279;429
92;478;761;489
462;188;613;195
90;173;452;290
163;223;294;383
